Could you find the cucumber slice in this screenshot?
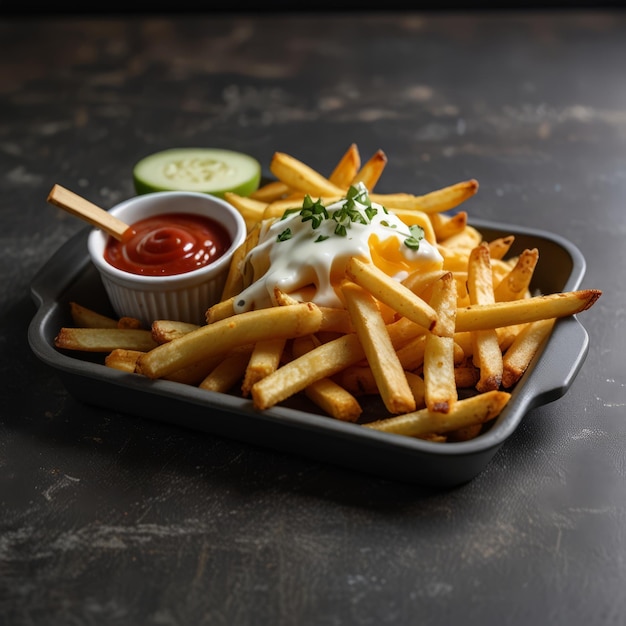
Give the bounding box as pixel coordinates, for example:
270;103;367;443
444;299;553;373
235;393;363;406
133;148;261;198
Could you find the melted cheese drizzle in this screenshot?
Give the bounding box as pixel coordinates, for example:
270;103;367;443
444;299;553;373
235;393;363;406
234;184;443;312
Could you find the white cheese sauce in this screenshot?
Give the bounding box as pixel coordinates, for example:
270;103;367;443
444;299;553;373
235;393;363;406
234;184;443;312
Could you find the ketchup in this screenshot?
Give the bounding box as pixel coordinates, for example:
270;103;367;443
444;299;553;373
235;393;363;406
104;212;231;276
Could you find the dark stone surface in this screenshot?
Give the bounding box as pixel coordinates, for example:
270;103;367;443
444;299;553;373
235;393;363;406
1;12;624;626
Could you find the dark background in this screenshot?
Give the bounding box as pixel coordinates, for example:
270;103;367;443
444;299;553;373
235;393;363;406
2;8;625;626
2;1;626;17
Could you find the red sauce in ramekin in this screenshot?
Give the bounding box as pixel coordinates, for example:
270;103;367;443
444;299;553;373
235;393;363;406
104;212;231;276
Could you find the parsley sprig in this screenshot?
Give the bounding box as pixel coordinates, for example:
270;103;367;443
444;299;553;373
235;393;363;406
276;184;424;250
404;224;425;250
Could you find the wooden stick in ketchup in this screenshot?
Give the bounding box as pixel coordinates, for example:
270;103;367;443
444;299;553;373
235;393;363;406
47;184;135;242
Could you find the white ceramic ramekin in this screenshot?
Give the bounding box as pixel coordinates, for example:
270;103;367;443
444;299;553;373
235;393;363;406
88;191;246;327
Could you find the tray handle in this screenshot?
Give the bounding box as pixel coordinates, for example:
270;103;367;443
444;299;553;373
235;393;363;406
30;228;90;308
517;315;590;410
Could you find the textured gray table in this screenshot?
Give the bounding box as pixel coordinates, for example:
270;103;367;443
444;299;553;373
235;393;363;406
1;11;624;626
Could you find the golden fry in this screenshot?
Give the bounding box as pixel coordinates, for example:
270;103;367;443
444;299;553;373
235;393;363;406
350;149;387;191
455;289;602;332
292;335;362;422
105;347;220;385
220;223;261;300
430;211;468;242
303;377;363;422
241;337;287;397
493;248;539;302
342;280;415;414
502;318;556;388
251;333;365;411
55;327;158;353
249;180;291;202
334;365;379;396
206;296;236;324
488;235;515;260
329;143;361;188
405;371;426;410
270;151;345;197
467;242;503;392
137;302;323;380
151;319;200;344
346;257;437;332
370;179;479;214
200;345;254;393
365;390;511;438
105;348;143;372
223;192;267;231
423;272;458;413
70;302;119;329
117;317;142;330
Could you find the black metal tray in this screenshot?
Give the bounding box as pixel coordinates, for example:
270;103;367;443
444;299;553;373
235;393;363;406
28;218;589;487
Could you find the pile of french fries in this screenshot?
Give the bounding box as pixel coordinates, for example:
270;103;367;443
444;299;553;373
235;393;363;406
55;144;601;442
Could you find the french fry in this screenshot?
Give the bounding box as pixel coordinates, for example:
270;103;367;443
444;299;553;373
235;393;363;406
342;280;415;414
423;272;458;413
454;365;480;389
199;345;254;393
502;317;556;388
249;180;291;202
251;333;365;411
151;320;200;344
104;347;221;385
405;371;427;410
164;355;226;386
350;149;387;191
241;337;287;397
328;143;361;188
488;235;515;260
270;152;345;197
302;377;363;422
439;223;482;252
455;289;601;332
345;257;438;332
55;327;158;352
223;192;267;231
385;315;431;348
430;211;468;242
496;324;528;352
370;179;479;214
401;269;447;299
334;365;379;396
439;245;474;273
395;334;427;371
317;307;354;334
206;296;236;324
292;335;362;422
117;317;143;330
70;302;119;329
70;302;141;330
220;224;261;300
364;390;511;438
467;242;503;392
493;248;539;302
137;302;323;380
105;348;143;372
334;346;431;399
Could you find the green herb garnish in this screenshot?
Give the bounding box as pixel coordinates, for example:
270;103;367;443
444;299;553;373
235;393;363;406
404;224;425;250
277;228;292;242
